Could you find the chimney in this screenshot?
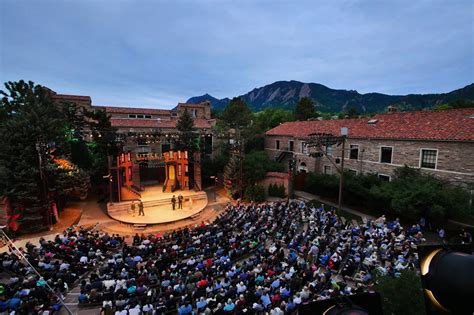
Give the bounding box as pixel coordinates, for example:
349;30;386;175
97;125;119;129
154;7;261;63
387;105;397;113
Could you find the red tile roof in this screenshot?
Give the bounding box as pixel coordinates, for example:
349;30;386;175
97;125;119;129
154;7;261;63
54;94;92;101
94;105;171;115
110;118;214;129
266;108;474;141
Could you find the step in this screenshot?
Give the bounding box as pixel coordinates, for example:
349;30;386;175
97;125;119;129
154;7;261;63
132;224;147;230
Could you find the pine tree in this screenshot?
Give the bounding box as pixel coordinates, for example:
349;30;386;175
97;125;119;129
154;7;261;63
223;155;240;195
176;109;197;154
221;97;252;128
84;108;118;182
294;97;316;121
0;81;65;232
0;80;109;233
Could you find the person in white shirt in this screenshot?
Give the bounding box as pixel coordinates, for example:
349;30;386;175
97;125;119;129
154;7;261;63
79;256;88;264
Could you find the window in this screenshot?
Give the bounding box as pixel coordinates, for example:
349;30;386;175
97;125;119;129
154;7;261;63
326;145;333;157
380;147;393;164
145;115;152;119
348;169;358;175
349;145;359;160
378;174;391;182
289;141;294;152
420;149;437;169
299;162;307;172
324;165;331;174
128;114;136;118
276;140;280;150
301;142;308;154
137;114;144;119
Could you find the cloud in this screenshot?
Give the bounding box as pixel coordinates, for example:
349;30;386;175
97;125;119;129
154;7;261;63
1;0;472;107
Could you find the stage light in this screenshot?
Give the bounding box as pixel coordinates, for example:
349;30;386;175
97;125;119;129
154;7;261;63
418;244;474;314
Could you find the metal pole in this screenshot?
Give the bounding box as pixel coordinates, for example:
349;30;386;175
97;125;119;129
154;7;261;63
239;136;243;199
337;137;345;214
0;227;75;315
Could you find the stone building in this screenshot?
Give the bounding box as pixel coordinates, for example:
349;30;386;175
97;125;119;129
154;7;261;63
265;108;474;186
47;88;215;154
95;102;215;154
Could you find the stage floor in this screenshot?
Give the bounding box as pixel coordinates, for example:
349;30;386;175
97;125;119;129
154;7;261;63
108;185;209;225
139;185;200;201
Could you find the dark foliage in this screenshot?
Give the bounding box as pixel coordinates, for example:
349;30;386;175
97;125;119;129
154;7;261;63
304;166;471;224
294;97;317;121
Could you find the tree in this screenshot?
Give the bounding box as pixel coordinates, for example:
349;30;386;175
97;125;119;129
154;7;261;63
346;106;359;118
376;270;425;315
221;97;252;128
0;80;117;233
433;99;474;111
47;159;91;211
175;109;197;154
223;155;241;198
253;108;295;132
0;81;67;232
83;108;118;186
294;97;316;121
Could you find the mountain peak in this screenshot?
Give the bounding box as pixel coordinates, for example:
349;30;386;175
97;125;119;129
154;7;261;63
186;94;229;109
187;81;474;113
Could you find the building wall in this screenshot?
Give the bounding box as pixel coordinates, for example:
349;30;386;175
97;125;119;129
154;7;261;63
265;135;319;173
265;135;474;186
258;172;290;197
110;113;171;120
177;102;211;119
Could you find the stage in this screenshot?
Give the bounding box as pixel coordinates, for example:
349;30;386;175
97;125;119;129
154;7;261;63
107;185;208;225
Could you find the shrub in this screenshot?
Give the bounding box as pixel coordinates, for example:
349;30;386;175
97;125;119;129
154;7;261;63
245;184;265;202
268;183;286;198
268;183;275;196
304;172;339;199
303;166;472;224
375;270;425;315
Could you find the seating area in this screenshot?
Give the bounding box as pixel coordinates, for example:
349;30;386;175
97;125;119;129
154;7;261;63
0;200;423;314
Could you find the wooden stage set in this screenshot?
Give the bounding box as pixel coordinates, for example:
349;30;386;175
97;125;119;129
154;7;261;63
107;185;208;226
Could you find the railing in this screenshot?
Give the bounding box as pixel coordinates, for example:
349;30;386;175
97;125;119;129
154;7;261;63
275;147;292;163
107;193;208;216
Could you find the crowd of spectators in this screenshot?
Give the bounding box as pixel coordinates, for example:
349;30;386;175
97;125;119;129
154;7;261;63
0;200;428;314
0;226;124;313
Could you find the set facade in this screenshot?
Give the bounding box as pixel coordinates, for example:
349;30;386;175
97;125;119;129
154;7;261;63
265;108;474;186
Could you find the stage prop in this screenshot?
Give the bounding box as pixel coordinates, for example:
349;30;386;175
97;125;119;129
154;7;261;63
115;150;191;202
107;150;208;226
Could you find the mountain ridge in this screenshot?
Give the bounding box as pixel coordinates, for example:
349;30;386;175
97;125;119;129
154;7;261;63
187;81;474;113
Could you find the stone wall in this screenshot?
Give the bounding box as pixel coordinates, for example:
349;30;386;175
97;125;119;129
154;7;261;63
258;172;290;197
265;135;474;186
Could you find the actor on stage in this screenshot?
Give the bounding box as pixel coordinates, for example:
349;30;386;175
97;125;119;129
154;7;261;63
178;194;183;209
138;200;145;216
131;201;136;217
171;195;176;211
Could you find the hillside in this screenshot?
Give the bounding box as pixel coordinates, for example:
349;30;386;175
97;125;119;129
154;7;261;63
187;81;474;113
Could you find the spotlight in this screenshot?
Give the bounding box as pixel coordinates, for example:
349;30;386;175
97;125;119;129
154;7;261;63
418;244;474;314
